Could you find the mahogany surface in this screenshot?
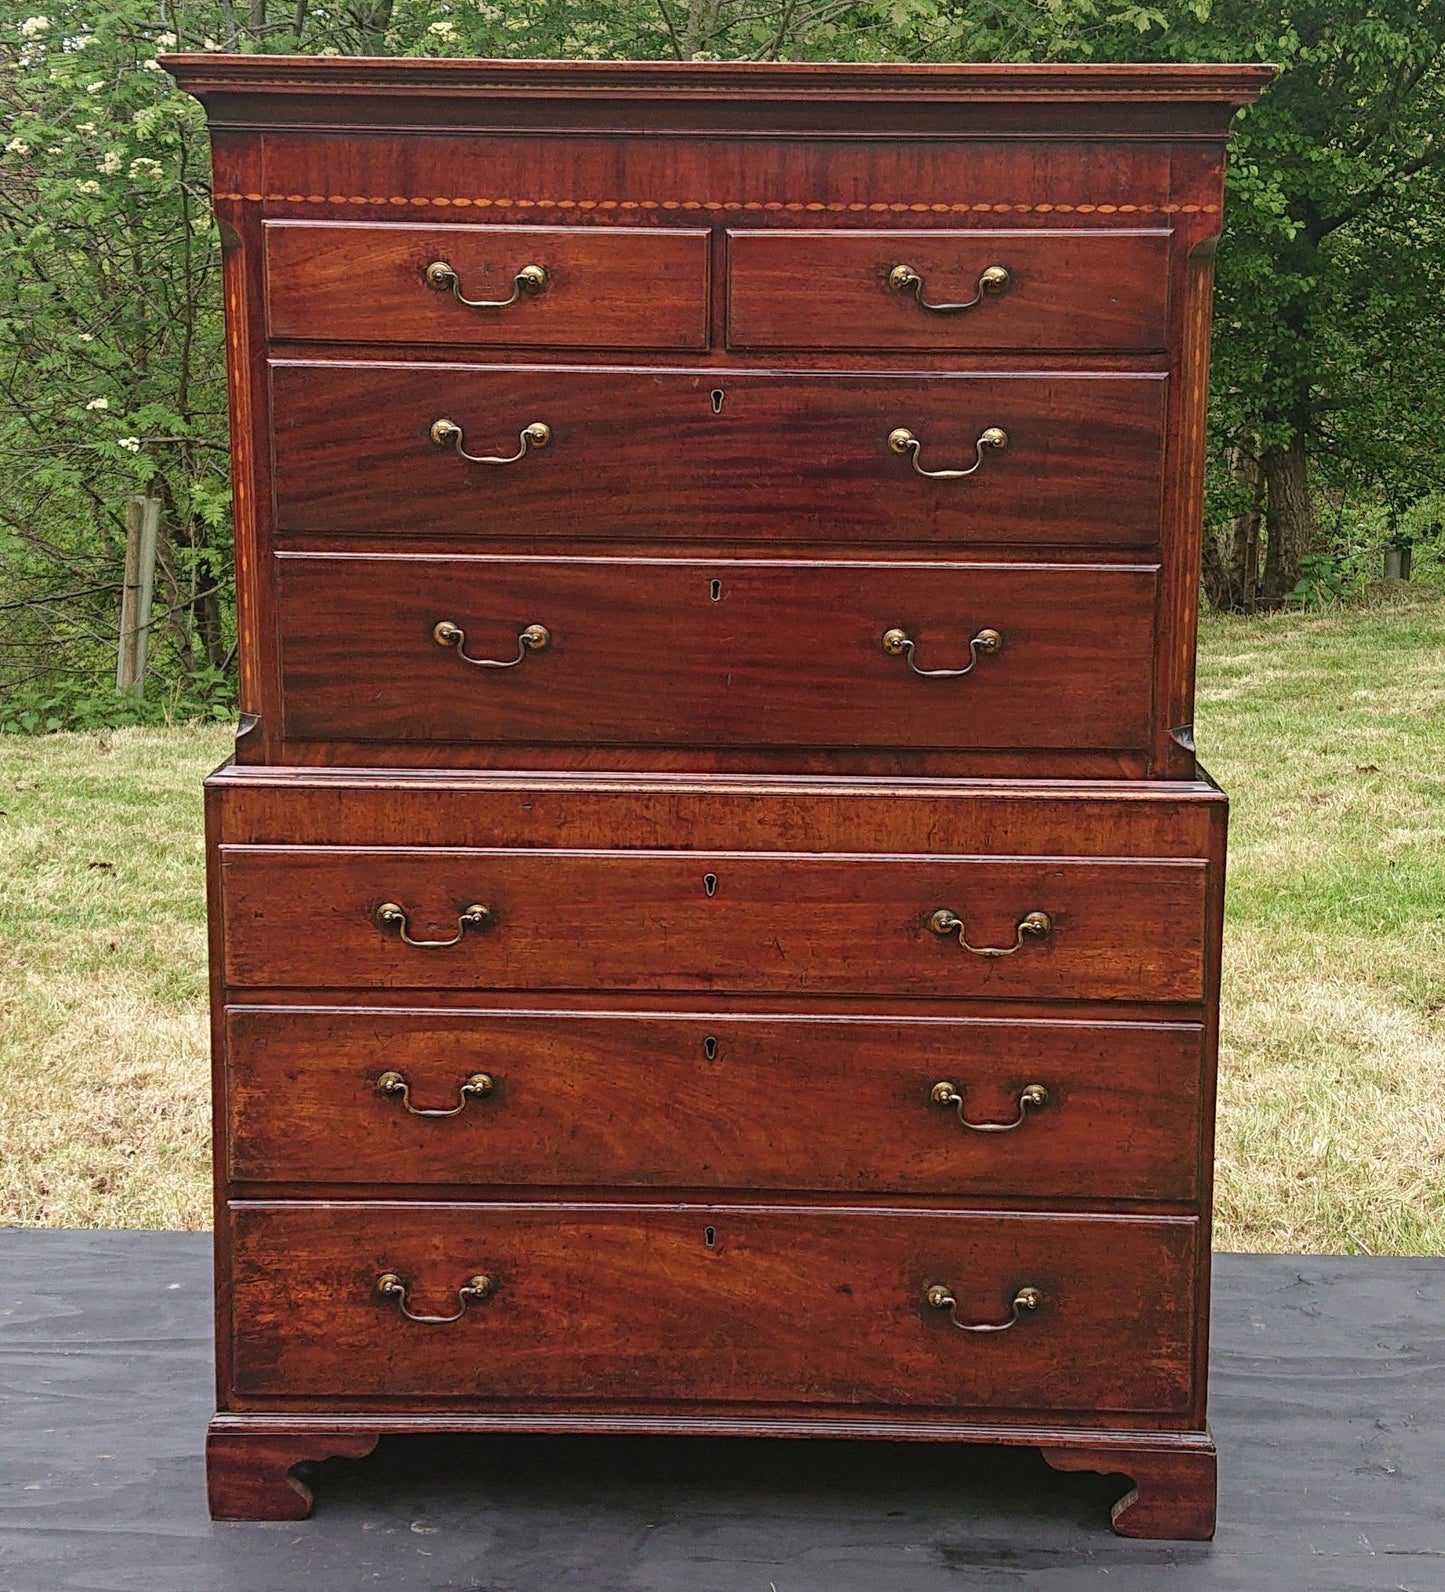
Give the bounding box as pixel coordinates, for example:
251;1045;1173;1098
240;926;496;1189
165;53;1266;1535
270;363;1168;546
224;1007;1205;1199
275;554;1159;752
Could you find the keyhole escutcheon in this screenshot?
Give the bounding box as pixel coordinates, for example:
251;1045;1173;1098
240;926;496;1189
703;1034;719;1061
710;388;725;414
703;872;718;897
709;578;722;602
704;1226;717;1247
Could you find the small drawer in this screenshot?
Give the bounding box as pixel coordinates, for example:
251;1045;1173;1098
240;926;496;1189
270;362;1166;547
264;222;711;349
727;229;1170;351
217;845;1208;1002
275;553;1158;754
228;1201;1198;1413
226;1007;1205;1200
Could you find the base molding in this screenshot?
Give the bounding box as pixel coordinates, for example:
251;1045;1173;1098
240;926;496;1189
206;1413;1216;1537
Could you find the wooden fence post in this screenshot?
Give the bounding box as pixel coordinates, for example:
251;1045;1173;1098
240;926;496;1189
115;492;161;697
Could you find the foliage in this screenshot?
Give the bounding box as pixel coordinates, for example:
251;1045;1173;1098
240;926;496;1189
4;2;1445;730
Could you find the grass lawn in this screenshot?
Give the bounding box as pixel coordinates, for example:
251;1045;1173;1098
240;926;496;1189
1;594;1442;1250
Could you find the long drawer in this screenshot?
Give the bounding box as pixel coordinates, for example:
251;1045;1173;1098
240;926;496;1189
275;554;1157;752
225;1008;1204;1198
228;1202;1198;1412
725;229;1171;351
265;222;712;349
270;363;1167;547
217;846;1207;1000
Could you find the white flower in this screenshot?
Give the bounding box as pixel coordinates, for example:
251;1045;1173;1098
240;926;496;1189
155;31;176;47
5;138;30;154
202;36;219;49
473;1;503;19
18;15;50;38
71;32;95;47
427;19;457;37
142;57;161;69
129;157;163;179
85;397;109;410
76;121;95;133
76;332;94;341
75;178;100;194
98;150;122;174
86;80;105;93
117;437;142;452
316;45;340;55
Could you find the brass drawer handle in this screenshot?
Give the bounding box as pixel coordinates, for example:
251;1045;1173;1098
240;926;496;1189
883;625;1001;678
889;425;1007;479
375;1069;494;1117
424;259;548;308
376;1270;494;1325
929;909;1052;958
888;262;1010;313
430;417;551;465
930;1081;1048;1132
925;1283;1042;1333
374;901;491;948
434;619;551;668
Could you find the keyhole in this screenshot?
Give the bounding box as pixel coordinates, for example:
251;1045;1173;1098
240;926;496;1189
709;578;722;602
703;1034;719;1061
704;1226;717;1247
710;388;725;414
703;872;718;897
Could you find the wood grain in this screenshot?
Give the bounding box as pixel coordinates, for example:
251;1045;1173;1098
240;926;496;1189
217;845;1207;1001
274;554;1158;752
225;1007;1204;1199
265;222;710;349
726;229;1169;351
227;1201;1198;1412
269;363;1167;547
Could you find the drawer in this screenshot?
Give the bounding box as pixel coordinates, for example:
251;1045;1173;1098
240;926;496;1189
264;223;711;349
226;1008;1204;1199
726;229;1170;351
270;363;1166;547
227;1202;1198;1413
218;846;1207;1001
275;554;1158;753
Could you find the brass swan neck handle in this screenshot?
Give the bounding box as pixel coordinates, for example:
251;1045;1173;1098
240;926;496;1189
434;619;550;669
889;425;1007;479
883;625;1001;678
930;1081;1048;1133
374;901;491;949
928;909;1052;958
888;262;1010;314
430;417;551;465
424;260;548;309
375;1070;494;1118
375;1271;494;1325
925;1283;1042;1333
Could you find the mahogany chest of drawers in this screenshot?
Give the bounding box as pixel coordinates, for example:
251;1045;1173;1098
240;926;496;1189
167;54;1270;1537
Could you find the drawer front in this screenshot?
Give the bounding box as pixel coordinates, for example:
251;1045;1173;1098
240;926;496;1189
228;1202;1197;1413
270;364;1166;547
726;229;1170;351
264;223;711;349
218;847;1207;1001
275;554;1157;752
226;1008;1204;1199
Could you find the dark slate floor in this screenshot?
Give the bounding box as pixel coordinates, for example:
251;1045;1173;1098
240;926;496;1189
0;1232;1441;1592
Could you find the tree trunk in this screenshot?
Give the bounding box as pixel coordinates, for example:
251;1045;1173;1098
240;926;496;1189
1259;430;1319;607
1202;446;1263;612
